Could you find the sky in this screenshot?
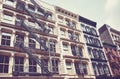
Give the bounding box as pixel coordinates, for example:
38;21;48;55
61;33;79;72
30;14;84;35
43;0;120;30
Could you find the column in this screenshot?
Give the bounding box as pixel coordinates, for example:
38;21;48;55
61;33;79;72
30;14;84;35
24;32;29;47
24;55;29;72
8;53;14;76
10;30;15;47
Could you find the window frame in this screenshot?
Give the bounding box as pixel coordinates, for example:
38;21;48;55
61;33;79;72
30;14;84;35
0;55;9;73
14;56;24;72
1;33;11;46
29;38;36;49
29;58;37;72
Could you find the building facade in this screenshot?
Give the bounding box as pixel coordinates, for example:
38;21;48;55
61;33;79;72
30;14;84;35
99;24;120;76
55;6;93;79
0;0;60;78
79;16;111;78
0;0;93;79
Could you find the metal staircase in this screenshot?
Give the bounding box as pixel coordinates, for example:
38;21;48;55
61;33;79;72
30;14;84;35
13;41;52;76
24;0;51;33
12;0;53;76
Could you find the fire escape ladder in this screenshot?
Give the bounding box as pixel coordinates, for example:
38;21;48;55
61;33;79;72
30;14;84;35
29;0;49;18
22;22;48;51
24;0;50;33
12;0;54;76
20;43;51;75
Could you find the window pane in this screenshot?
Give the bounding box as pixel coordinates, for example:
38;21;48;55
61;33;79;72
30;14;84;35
4;56;9;63
4;65;9;73
0;55;4;63
16;2;25;11
1;33;11;46
0;65;3;73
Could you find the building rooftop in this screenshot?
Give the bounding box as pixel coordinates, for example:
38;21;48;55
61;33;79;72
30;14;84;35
79;16;97;27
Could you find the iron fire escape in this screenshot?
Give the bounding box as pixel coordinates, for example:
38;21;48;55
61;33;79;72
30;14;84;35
12;0;53;76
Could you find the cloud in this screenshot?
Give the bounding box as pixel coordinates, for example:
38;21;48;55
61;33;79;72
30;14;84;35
105;0;120;30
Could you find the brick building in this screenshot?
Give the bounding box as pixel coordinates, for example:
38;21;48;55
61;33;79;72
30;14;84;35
99;24;120;77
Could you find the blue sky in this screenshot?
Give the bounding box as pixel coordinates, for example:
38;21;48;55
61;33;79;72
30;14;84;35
43;0;120;30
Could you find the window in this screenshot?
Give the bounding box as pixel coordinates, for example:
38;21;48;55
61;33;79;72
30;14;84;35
96;39;101;47
92;63;99;76
15;16;24;26
63;44;68;53
0;55;9;73
73;34;79;41
91;28;97;36
66;62;72;69
16;1;25;11
14;56;24;72
27;20;35;28
47;14;52;19
99;50;105;60
28;5;35;12
92;49;99;59
87;47;92;58
52;59;58;73
71;45;76;56
3;13;13;24
60;30;65;37
29;58;36;72
71;22;76;29
82;63;88;75
81;24;85;31
48;27;54;34
1;33;11;46
37;8;44;16
29;38;36;49
49;41;56;52
5;0;14;6
14;34;24;47
68;32;73;40
98;64;104;75
77;47;83;57
85;26;91;33
58;17;63;23
74;62;81;74
65;20;70;26
103;65;110;75
66;62;72;73
41;59;48;73
40;39;46;51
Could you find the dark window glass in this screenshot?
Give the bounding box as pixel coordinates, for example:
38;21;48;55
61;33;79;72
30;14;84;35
29;38;36;49
1;33;11;46
16;2;25;11
41;59;48;73
82;63;88;74
29;58;36;72
49;41;56;52
74;62;80;74
14;34;24;47
68;32;73;40
14;57;24;72
71;45;76;56
0;55;9;73
78;47;83;57
28;5;35;12
40;39;46;51
52;59;58;73
15;16;24;26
